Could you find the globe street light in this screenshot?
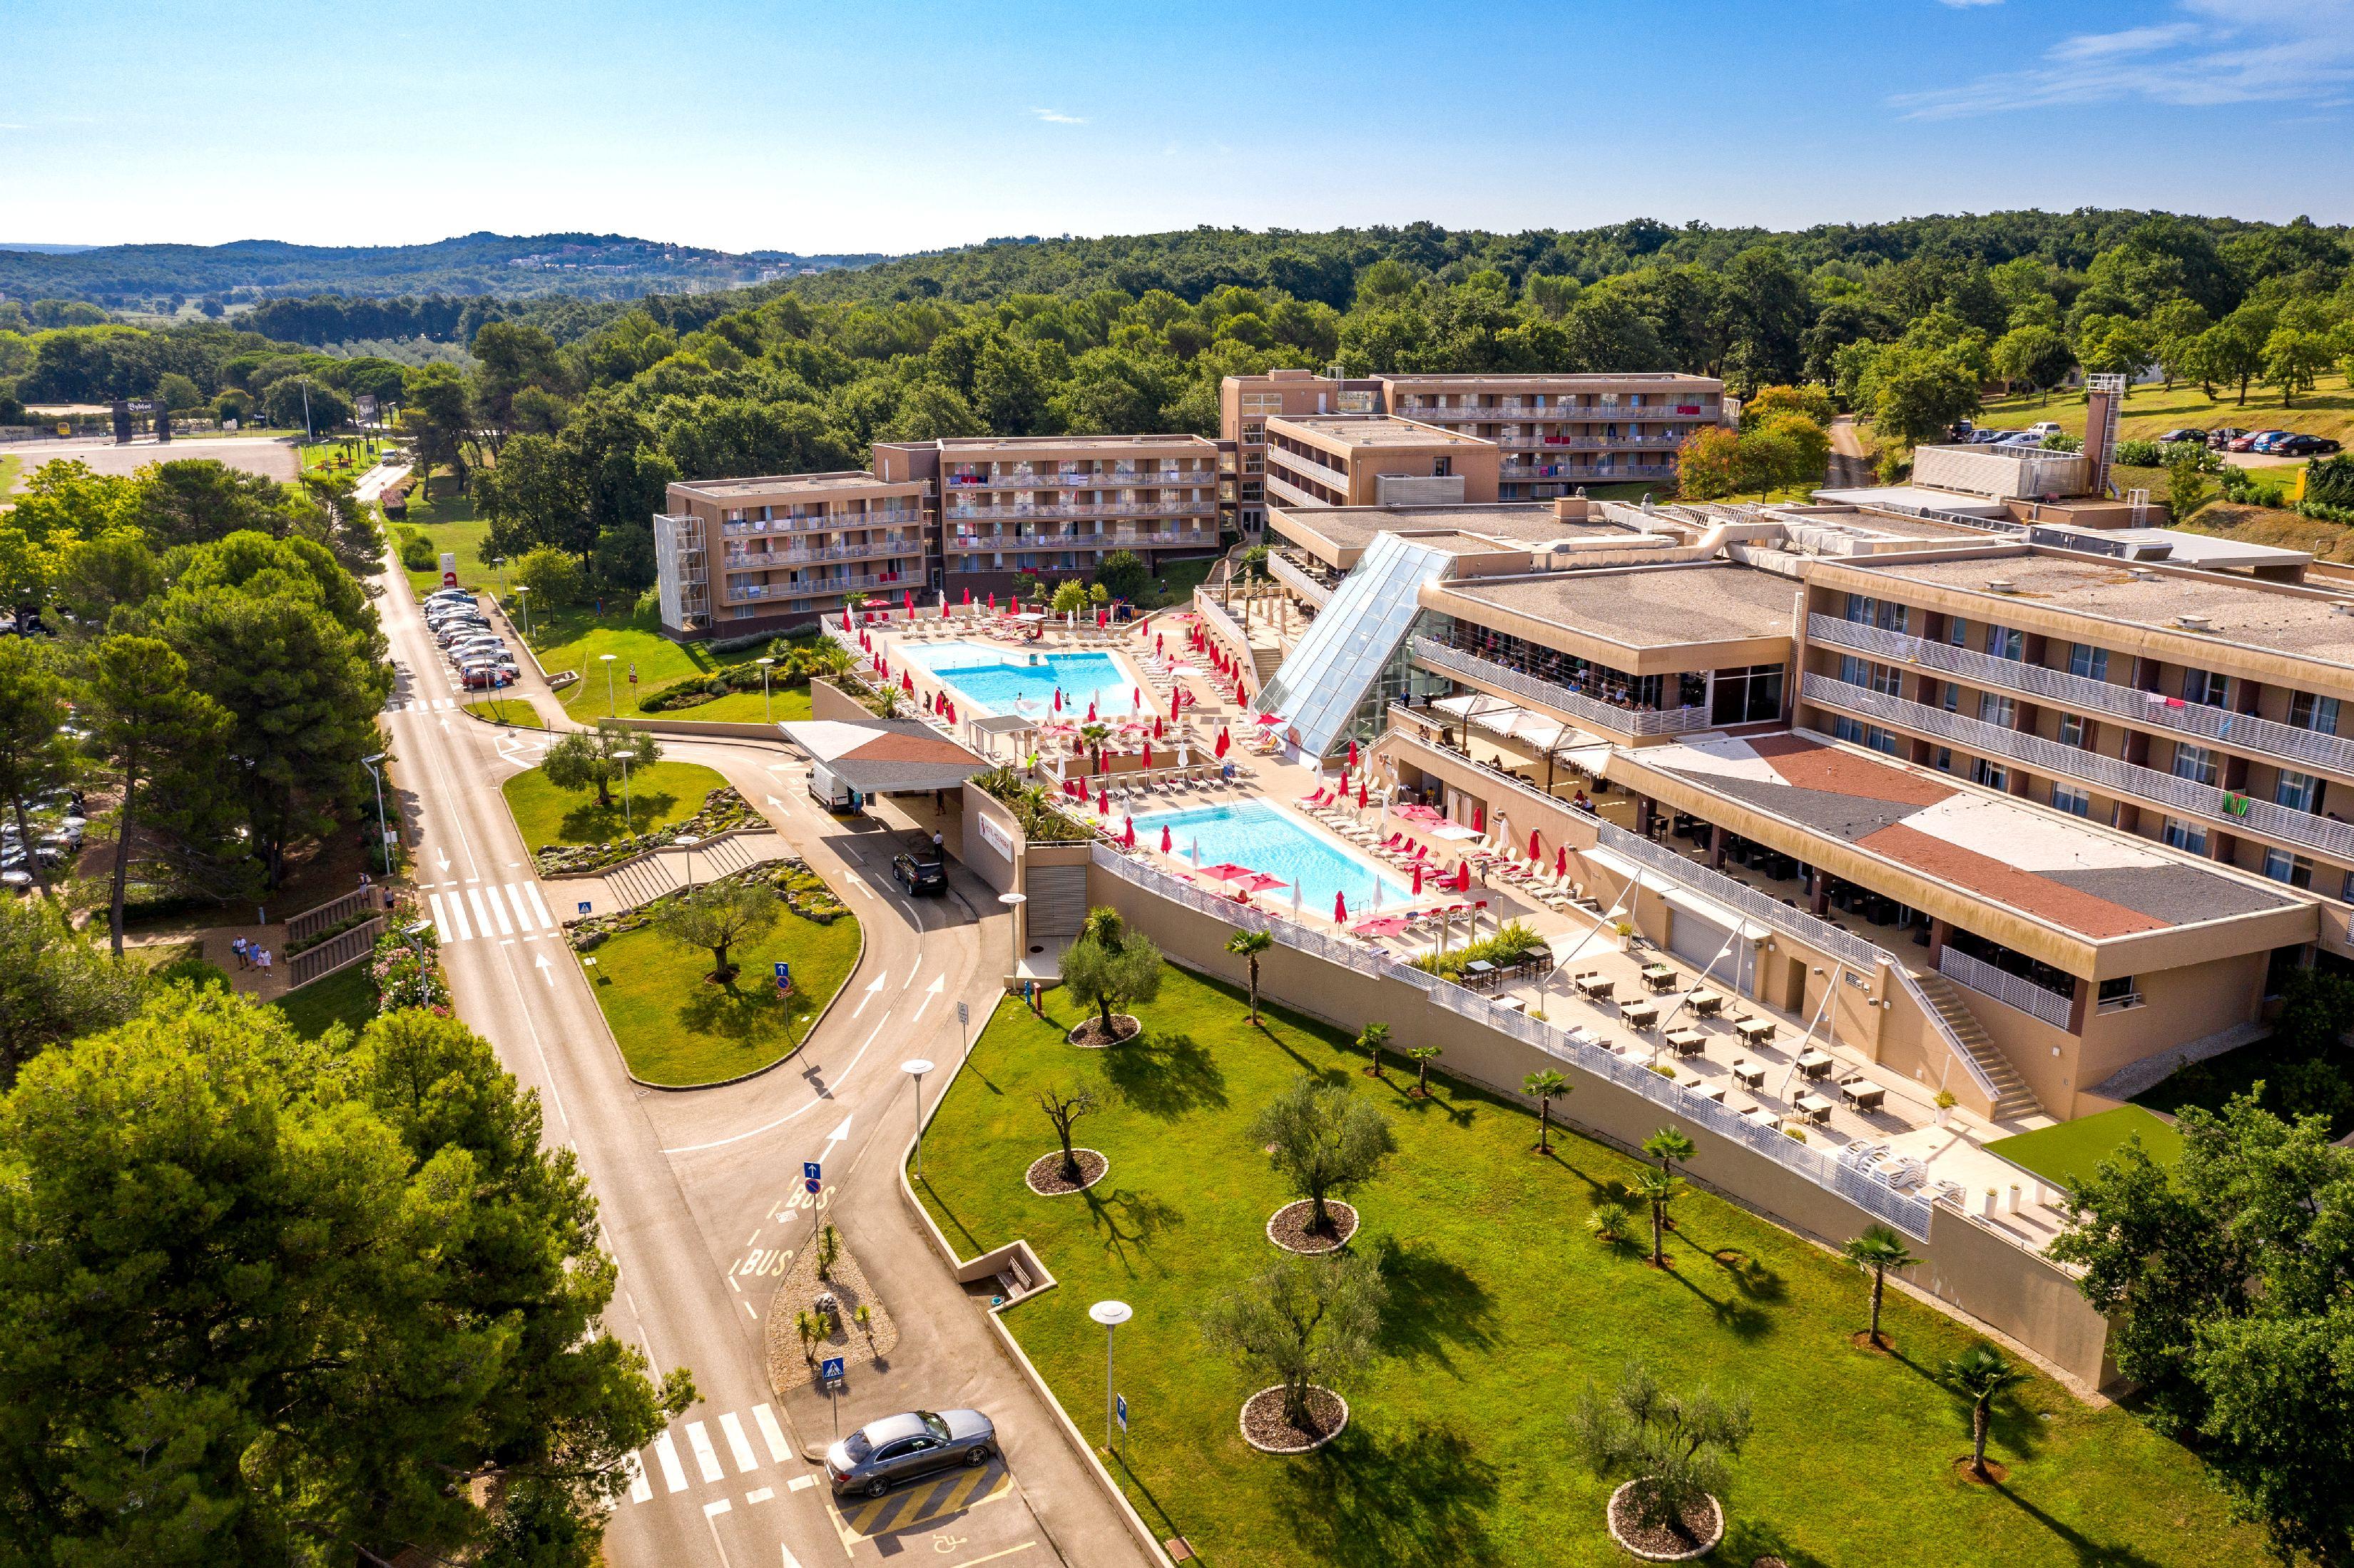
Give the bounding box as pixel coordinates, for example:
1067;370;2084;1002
998;891;1027;987
514;584;534;642
758;656;777;723
903;1058;935;1178
600;652;618;717
1089;1300;1133;1454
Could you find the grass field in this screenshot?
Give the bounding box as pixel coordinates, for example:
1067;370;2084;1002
529;601;822;722
299;438;392;479
395;480;499;599
272;963;378;1041
911;966;2253;1567
581;890;860;1085
0;453;21;505
500;759;728;851
1976;372;2354;448
464;696;546;728
1985;1106;2184;1192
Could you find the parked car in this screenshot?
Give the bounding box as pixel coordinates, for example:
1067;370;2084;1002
1945;419;1976;442
1966;429;2012;444
2024;421;2064;441
2207;428;2248;449
2271;434;2343;457
824;1410;995;1499
2227;430;2286;452
446;637;507;661
459;664;514;690
2157;429;2208;444
435;622;494;647
892;837;948;897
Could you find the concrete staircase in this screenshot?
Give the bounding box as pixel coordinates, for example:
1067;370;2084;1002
1907;969;2042;1121
592;831;787;913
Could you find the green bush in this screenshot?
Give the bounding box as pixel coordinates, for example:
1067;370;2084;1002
2309;456;2354;511
2115;439;2164;467
397;528;435;571
513;544;586;607
1410;920;1549;982
153;956;232;992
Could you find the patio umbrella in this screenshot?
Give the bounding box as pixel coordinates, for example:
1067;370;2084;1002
1132;686;1141;710
842;606;854;631
1052;688;1062;713
987;592;998;612
902;589;914;615
1191;838;1201;865
1096;748;1109;775
1347;739;1359;768
1171;689;1181;722
1156;633;1166;655
963;586;972;606
1334;890;1348;925
1556;846;1569;877
1472;804;1484;833
902;672;915;695
1529;828;1542;860
1454;860;1472;892
1358;780;1369;809
1154;716;1166;738
1160;825;1173;854
1194;863;1255;883
1235;872;1288;895
1352;915;1411;938
1099;609;1109;629
1412;861;1425;896
1255;712;1284;726
1123;815;1136;849
1214;726;1230;758
1096;788;1109;816
1140;740;1153;770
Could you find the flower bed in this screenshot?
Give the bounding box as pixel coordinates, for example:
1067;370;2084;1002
368;925;450;1016
531;787;762;877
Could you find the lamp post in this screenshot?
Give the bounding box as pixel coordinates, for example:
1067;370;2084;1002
616;748;638;833
362;751;389;871
514;584;534;643
758;656;776;723
1089;1300;1132;1455
600;652;617;717
998;891;1026;982
903;1058;935;1178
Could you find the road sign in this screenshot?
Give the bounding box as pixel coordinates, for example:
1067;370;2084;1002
820;1357;845;1385
1116;1393;1128;1432
382;827;397;844
805;1177;822;1194
957;1001;969;1026
627;662;638;685
802;1161;822;1181
577;900;591;917
774;959;793;987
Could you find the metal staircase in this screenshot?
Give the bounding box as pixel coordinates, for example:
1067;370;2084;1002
1907;970;2042;1121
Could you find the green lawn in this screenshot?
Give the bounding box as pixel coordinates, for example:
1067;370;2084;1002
464;696;546;729
1986;1106;2184;1193
581;887;860;1085
272;962;379;1041
299;438;392;479
395;481;498;599
530;600;823;722
500;759;729;851
0;453;21;505
1976;373;2354;447
911;965;2252;1568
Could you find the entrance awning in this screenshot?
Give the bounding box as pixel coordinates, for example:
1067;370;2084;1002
777;718;987;793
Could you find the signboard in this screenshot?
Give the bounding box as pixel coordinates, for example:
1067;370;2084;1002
957;1001;969;1027
577;900;592;917
820;1357;845;1385
382;828;398;844
1116;1394;1127;1432
976;812;1014;864
355;393;377;421
627;661;638;686
773;959;793;989
802;1161;822;1181
805;1176;822;1194
439;551;457;589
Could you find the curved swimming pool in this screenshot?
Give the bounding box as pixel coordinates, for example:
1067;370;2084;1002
905;641;1141;718
1129;799;1410;915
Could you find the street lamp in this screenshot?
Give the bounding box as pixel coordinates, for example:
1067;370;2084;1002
362;752;390;872
514;584;534;643
1089;1300;1132;1455
998;891;1027;982
758;656;776;723
615;748;638;833
903;1058;935;1178
600;652;618;717
488;554;507;601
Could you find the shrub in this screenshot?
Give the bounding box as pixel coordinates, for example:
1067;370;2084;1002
397;527;435;571
2116;439;2164;467
513;544;586;607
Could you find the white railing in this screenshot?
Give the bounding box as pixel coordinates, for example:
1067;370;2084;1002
947;530;1216;554
1195;591;1253;667
1800;674;2354;860
1265;447;1353;489
1266;551;1333;608
731;571;916;601
721;510;922;537
726;541;918;569
1484;433;1692;451
1939;947;2074;1029
1410;639;1716;738
1808;614;2354;778
947;499;1216;521
946;469;1217;490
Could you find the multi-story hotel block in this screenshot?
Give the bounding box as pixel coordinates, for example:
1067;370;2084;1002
1260;414;1500;509
653;470;932;633
1220;367;1729;534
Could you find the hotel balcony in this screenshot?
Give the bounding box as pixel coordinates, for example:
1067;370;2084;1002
1806;614;2354;780
943;496;1217;521
942;469;1218;491
1799;673;2354;862
728;569;920;603
720;509;925;539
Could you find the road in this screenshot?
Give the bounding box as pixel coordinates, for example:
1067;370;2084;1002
373;539;1157;1568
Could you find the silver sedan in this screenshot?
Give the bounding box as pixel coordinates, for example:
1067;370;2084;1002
824;1409;996;1498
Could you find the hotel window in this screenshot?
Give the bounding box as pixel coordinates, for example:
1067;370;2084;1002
1337;391;1377;412
1241;423;1265;443
1970;758;2009;791
1932;747;1953;773
2051;783;2092;818
2097;975;2144;1011
2058;713;2089;748
1977;692;2017;728
2291;691;2342;735
2068;643;2110;681
1711;663;1786;723
1240;393;1283;415
2162;816;2209;855
2276;770;2325;813
1985;624;2024;661
1843;594;1909;633
2263;848;2316;888
2173;744;2220;785
2182;668;2229;708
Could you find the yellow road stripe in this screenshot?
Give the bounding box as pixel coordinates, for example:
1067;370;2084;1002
879;1477;945;1532
933;1465;989;1517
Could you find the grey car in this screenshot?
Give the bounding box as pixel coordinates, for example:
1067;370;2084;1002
824;1409;995;1497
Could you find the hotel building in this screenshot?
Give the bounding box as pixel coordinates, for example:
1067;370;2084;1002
1260;414;1500;510
653;470;932;633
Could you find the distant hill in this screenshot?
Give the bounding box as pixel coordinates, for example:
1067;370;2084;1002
0;243;100;255
0;232;890;309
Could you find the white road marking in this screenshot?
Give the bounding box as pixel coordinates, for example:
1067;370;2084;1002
719;1411;760;1473
786;1474;816;1492
626;1450;652;1503
654;1432;688;1492
427;892;456;942
910;972;946;1022
703;1497;730;1518
745;1486;773;1505
753;1404;791;1463
466;886;494;935
687;1420;724;1483
852;974;887;1018
521;880;554;929
482;884;515;937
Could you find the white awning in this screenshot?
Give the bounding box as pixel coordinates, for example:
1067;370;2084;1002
1556;743;1613;775
1431;693;1518;721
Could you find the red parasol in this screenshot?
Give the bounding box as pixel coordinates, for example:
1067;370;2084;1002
1132;686;1141;710
1214;726;1230;758
1052;688;1062;713
902;671;916;695
1555;845;1569;877
842;606;854;632
1358;780;1369;809
1333;890;1348;924
987;592;998;612
1154;716;1166;738
962;586;972;606
1347;739;1359;768
1096;748;1109;775
1156;633;1165;655
1123;815;1136;848
1170;689;1181;722
1454;860;1472;892
1140;740;1153;770
1160;825;1173;854
1528;828;1542;860
1086;698;1098;722
1096;788;1109;815
1412;861;1425;896
1472;804;1484;833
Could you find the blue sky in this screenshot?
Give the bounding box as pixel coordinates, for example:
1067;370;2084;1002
6;0;2351;253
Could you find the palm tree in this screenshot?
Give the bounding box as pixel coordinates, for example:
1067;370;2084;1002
1227;928;1273;1023
1524;1069;1569;1153
1358;1021;1392;1077
1407;1045;1442;1099
1945;1344;2027;1481
1840;1224;1920;1349
1626;1167;1683;1267
1641;1126;1696;1176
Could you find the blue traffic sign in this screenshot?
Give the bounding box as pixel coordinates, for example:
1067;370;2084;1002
802;1161;822;1181
820;1356;845;1383
773;959;792;984
1116;1393;1128;1432
805;1177;822;1194
576;900;591;917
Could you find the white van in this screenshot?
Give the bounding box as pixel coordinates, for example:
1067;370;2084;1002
808;762;861;815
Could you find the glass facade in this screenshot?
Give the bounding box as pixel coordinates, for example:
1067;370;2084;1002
1258;533;1455;760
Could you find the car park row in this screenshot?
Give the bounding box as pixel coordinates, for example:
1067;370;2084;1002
424;588;522;689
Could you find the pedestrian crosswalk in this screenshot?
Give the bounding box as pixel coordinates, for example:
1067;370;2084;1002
389;697;462;713
627;1404;798;1505
426;880;556;945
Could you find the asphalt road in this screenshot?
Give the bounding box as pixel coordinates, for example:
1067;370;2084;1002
374;539;1157;1568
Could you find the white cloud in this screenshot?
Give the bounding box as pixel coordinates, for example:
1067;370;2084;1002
1029;107;1086;125
1890;0;2354;119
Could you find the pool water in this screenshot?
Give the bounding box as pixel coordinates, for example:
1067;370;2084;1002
906;641;1141;717
1130;800;1410;915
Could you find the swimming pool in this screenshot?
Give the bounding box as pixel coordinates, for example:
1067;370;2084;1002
1129;800;1411;915
905;641;1141;717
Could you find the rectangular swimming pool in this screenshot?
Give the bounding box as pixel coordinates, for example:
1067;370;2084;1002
1129;799;1411;915
905;641;1141;718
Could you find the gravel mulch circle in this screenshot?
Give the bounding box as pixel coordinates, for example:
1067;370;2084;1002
1953;1455;2011;1485
1606;1480;1724;1562
1849;1330;1896;1354
1238;1385;1348;1454
1025;1148;1109;1195
1066;1013;1141;1048
763;1228;898;1390
1266;1198;1357;1254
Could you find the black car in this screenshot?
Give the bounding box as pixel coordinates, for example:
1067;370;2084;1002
2156;428;2208;444
2271;434;2343;457
892;838;948;896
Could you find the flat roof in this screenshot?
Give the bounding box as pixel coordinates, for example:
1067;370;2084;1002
1438;563;1799;648
777;719;985;793
2025;525;2313;570
936;433;1216;454
1624;732;2300;942
1267;414;1493;448
1380;372;1723;389
672;471;911;500
1271;503;1636;552
1812;485;2011;518
1854;554;2354;670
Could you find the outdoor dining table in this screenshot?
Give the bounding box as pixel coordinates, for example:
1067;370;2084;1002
1621;1001;1660;1030
1462;959;1499;993
1731;1060;1766;1091
1575;975;1616;1002
1796;1049;1835;1080
1686;1079;1727;1104
1794;1092;1835;1124
1641;963;1677;993
1688;990;1726;1018
1666;1028;1708;1057
1840;1079;1887;1111
1734;1017;1777;1046
1492;994;1525;1014
1741;1106;1782;1130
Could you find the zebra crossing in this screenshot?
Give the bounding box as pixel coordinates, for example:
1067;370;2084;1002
425;880;559;945
623;1403;800;1505
389;696;462;712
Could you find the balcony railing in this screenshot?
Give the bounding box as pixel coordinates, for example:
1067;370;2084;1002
1261;469;1335;509
725;540;919;569
1938;947;2073;1030
945;498;1216;521
1266;549;1334;609
1403;399;1717;419
1808;614;2354;778
943;469;1217;490
720;509;924;538
1484;432;1693;451
947;529;1216;553
1412;638;1716;738
728;571;917;602
1800;673;2354;861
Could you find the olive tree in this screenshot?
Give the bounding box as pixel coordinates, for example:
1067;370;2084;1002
1570;1359;1753;1539
1250;1073;1395;1236
653;877;778;983
541;724;659;810
1058;905;1161;1037
1201;1252;1386;1431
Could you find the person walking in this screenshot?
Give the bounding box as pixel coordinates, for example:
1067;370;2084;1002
256;947;272;979
231;935;250;969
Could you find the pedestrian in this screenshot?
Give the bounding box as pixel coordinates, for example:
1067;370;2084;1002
257;947;272;977
231;935;249;969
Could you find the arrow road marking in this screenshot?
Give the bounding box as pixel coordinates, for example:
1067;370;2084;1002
851;974;887;1018
824;1114;852;1153
910;972;946;1022
435;848;452;872
535;952;554;988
